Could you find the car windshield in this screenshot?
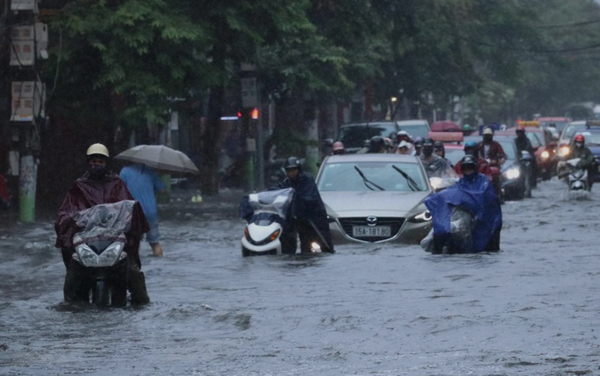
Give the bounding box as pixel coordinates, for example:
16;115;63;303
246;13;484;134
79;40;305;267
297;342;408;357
563;123;585;139
317;161;428;192
539;121;569;132
398;124;430;139
527;132;542;147
497;140;517;160
338;124;397;149
574;131;600;146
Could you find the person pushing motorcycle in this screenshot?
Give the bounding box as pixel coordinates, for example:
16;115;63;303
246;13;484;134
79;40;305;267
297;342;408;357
275;157;334;254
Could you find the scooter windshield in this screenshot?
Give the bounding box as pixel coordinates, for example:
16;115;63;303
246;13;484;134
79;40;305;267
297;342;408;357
248;188;294;219
72;200;136;243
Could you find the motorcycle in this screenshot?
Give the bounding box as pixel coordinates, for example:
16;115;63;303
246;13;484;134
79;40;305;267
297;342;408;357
240;188;295;256
68;201;135;307
421;172;502;254
558;158;588;192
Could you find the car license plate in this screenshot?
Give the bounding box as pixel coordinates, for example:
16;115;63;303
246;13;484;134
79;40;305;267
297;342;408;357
352;226;391;237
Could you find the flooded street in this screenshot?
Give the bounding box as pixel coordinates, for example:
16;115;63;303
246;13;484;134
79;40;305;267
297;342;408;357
2;179;600;376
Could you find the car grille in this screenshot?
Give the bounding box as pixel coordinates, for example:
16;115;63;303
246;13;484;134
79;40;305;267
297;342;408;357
338;217;405;242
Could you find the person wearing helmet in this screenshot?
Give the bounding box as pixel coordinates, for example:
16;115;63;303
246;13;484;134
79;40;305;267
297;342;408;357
420;138;454;178
275;157;334;254
433;141;453;167
454;141;492;180
331;141;346;155
367;136;388;154
395;131;413;154
478;127;506;197
568;134;597;190
55;143;151;304
412;136;424;156
424;154;502;254
396;140;412;155
515;125;538;188
462;124;474;136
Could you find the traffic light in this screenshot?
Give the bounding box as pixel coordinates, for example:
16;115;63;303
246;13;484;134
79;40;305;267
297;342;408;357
251;108;259;120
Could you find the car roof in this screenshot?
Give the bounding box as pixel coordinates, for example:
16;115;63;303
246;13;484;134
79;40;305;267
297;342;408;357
323;153;421;164
340;121;397;127
396;119;429;126
536;117;570;121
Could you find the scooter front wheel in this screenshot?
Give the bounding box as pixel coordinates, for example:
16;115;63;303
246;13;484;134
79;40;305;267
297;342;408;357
92;280;110;307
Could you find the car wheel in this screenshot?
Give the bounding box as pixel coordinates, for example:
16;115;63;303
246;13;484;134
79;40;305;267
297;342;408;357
241;247;250;257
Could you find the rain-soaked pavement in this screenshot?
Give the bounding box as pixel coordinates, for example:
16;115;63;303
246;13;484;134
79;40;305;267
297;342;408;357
1;180;600;375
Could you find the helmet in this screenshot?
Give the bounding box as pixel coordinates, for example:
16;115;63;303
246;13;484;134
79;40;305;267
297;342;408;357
433;141;444;150
464;141;477;150
369;136;385;152
86;143;109;158
284;156;302;170
483;127;494;135
413;136;424;146
396;130;410;141
574;134;585;143
423;138;434;147
460;155;478;170
332;141;345;151
462;124;472;131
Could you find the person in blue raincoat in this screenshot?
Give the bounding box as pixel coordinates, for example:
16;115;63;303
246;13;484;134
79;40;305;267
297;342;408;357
275;157;335;254
120;163;167;256
424;155;502;253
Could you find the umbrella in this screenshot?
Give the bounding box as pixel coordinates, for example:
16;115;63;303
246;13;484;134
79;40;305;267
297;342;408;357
114;145;200;174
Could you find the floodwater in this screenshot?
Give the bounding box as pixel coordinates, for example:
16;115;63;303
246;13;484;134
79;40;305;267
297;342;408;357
1;179;600;375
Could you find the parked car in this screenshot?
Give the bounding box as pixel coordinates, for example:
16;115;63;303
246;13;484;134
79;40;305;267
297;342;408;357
328;122;400;154
316;153;433;244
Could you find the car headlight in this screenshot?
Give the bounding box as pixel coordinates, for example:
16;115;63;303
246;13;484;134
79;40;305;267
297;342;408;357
74;241;126;267
558;146;570;157
408;210;432;223
504;167;520;180
541;151;550;159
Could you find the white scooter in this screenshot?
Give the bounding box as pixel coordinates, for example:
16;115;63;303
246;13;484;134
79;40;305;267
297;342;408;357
240;188;294;256
558;158;588;192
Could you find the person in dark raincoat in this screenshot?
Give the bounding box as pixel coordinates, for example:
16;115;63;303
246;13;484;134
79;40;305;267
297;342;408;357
54;143;150;304
424;155;502;254
275;157;334;254
567;134;597;191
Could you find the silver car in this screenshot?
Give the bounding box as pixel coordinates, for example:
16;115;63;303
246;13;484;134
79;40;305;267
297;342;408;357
316;154;433;244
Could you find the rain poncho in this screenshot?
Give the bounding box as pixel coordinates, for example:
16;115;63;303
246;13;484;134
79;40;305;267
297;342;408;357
119;164;166;223
239;188;294;225
275;172;334;251
424;173;502;253
55;172;149;267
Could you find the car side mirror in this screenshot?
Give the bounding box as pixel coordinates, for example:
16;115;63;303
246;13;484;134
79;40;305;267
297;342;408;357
532;146;539;152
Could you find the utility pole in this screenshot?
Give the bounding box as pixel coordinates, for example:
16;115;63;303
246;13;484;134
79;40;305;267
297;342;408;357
7;0;47;222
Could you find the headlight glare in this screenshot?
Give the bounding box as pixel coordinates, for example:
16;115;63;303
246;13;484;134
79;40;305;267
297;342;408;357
505;167;520;180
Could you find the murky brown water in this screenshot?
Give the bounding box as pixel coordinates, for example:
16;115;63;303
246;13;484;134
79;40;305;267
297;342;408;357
1;178;599;375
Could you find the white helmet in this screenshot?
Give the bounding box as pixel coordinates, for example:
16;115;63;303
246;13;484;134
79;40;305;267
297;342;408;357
86;143;109;158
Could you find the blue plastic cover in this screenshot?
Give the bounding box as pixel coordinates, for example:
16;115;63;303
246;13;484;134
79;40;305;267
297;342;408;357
424;173;502;253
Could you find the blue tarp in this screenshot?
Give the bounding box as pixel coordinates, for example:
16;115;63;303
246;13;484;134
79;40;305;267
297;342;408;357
424;173;502;253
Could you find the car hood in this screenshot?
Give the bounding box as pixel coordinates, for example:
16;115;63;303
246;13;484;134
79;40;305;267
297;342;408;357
588;145;600;157
320;190;429;216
